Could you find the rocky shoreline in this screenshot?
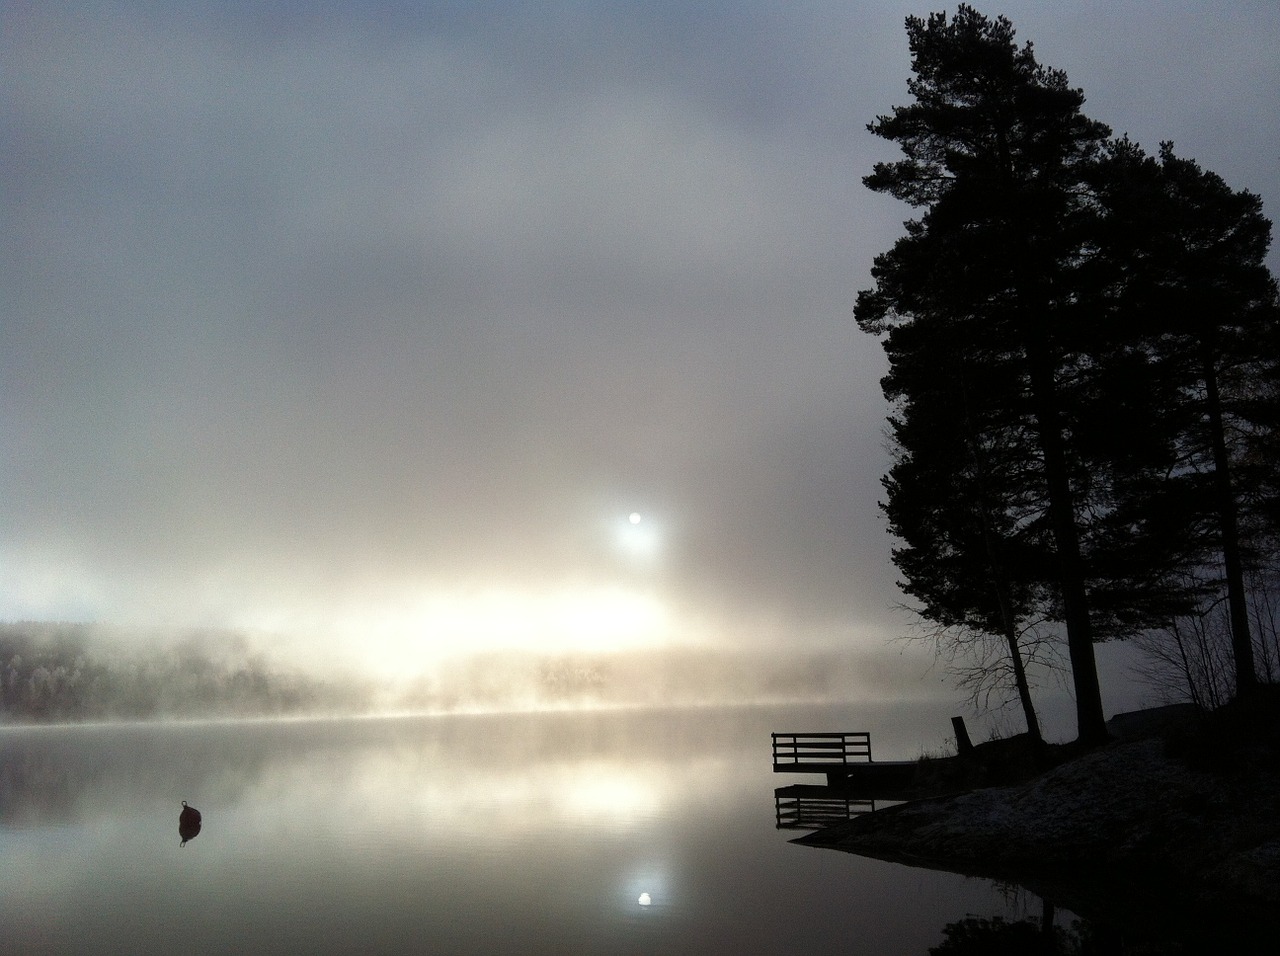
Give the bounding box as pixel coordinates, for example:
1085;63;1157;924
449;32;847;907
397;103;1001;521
796;697;1280;939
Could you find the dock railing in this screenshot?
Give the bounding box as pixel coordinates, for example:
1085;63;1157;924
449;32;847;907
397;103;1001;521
771;732;872;770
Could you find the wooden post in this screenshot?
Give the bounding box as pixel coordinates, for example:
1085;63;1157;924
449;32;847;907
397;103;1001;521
952;716;974;755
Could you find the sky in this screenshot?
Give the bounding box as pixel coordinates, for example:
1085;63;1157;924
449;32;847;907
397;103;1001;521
4;2;1280;692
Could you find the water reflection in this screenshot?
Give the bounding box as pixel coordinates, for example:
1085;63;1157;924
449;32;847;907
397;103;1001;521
798;819;1280;952
774;784;879;830
2;703;1051;955
930;901;1279;955
930;912;1067;954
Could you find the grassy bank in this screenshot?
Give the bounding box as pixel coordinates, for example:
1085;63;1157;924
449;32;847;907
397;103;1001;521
799;690;1280;944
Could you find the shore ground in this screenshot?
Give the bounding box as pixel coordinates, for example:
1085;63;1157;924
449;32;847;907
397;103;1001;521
797;691;1280;944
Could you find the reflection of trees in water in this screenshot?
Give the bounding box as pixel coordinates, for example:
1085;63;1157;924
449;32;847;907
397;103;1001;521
930;878;1280;955
0;725;279;827
930;915;1072;955
0;714;408;827
932;908;1274;955
1;704;773;828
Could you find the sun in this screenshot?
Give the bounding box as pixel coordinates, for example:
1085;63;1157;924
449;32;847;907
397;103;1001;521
315;584;676;680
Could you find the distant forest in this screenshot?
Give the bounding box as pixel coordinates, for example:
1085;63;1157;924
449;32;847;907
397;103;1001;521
0;621;886;722
0;621;353;722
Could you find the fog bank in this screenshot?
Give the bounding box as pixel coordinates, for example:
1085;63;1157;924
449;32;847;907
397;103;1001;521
1;620;947;723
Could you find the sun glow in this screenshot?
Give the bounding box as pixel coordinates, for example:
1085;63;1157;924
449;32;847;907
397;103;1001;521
318;585;674;678
226;510;681;682
615;511;661;562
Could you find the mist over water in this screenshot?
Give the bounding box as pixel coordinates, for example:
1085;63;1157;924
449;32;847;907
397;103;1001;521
1;702;1058;955
1;620;960;725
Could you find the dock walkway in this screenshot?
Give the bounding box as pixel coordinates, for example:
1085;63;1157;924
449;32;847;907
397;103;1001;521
771;731;916;791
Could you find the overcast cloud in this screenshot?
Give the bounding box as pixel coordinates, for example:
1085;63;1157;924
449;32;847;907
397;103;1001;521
4;2;1279;681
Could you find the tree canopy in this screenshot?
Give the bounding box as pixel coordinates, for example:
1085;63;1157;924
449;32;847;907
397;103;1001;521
858;7;1280;742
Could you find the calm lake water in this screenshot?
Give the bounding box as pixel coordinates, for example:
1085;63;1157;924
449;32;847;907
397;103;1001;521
1;702;1066;955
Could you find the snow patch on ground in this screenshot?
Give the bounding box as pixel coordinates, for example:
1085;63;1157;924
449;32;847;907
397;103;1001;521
802;736;1280;913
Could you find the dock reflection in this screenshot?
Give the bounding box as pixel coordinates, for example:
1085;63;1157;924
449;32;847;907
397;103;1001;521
774;785;880;830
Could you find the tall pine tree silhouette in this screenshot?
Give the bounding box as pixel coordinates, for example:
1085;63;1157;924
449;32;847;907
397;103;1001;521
857;8;1114;743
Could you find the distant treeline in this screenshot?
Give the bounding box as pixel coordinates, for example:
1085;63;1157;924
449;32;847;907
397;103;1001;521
396;645;886;713
0;621;356;722
1;621;896;722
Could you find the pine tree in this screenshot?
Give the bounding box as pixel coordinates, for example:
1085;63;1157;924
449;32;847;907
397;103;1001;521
857;7;1116;743
1090;140;1280;697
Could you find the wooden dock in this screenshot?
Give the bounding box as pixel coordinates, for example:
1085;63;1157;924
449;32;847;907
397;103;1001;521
771;731;917;792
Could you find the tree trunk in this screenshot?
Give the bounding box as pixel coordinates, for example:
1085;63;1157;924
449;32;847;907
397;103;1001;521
996;127;1107;745
1026;336;1109;745
962;381;1044;744
978;511;1044;744
1002;621;1043;744
1200;345;1258;697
